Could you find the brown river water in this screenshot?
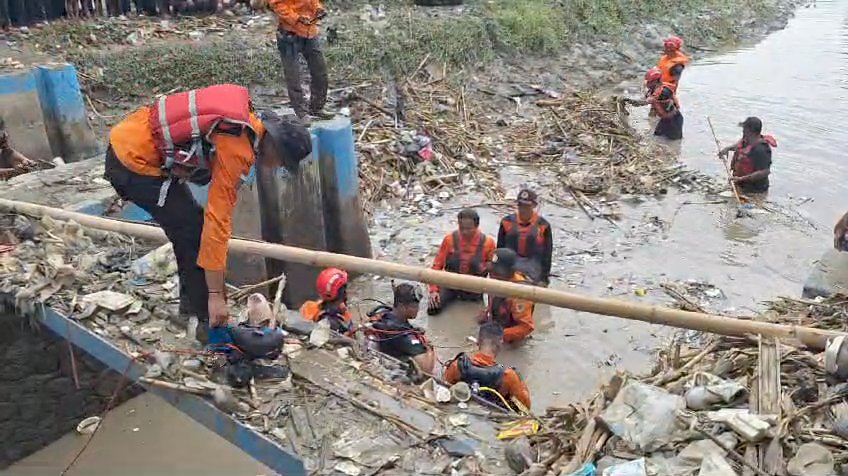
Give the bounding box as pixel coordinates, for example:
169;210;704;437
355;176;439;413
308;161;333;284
4;1;848;473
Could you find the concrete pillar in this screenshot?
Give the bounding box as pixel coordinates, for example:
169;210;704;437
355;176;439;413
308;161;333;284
313;117;372;260
0;69;54;162
34;64;101;162
258;133;326;307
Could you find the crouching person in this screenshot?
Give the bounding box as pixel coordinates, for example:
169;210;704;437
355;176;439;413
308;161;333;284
368;283;435;376
444;322;531;412
478;249;535;344
300;267;354;335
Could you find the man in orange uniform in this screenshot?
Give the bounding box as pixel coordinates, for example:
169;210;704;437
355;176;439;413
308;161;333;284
428;208;496;315
269;0;329;119
657;35;689;94
444;322;531;411
105;84;311;344
719;117;776;195
632;67;683;140
300;267;354;334
497;188;553;286
478;249;535;343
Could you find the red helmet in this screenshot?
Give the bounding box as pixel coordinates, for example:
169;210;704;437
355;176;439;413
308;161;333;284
644;67;662;82
663;35;683;51
316;268;348;301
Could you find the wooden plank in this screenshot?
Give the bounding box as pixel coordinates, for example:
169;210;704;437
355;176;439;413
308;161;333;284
759;337;784;475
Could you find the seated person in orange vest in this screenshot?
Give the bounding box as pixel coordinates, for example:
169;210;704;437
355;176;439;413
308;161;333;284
632;68;683;141
497;188;553;286
105;84;311;344
428;208;496;315
477;249;535;343
657;35;689;94
300;267;354;335
368;283;436;375
719;116;777;195
443;322;531;411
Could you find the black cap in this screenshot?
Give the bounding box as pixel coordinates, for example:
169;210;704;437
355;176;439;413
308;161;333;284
517;188;538;205
393;282;423;305
260;111;312;172
739;117;763;134
490;248;517;275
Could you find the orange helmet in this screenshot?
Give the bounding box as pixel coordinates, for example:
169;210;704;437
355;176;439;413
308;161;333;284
663;35;683;51
316;268;348;301
644;67;662;82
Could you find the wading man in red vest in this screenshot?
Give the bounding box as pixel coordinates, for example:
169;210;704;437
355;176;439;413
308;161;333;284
719;117;776;195
105;84;312;344
477;249;535;344
657;35;689;94
428;208;496;315
269;0;329;120
496;189;553;286
632;67;683;140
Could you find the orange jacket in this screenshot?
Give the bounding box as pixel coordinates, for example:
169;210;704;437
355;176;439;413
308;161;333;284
443;351;531;409
648;83;680;119
488;273;535;343
657;51;689;92
269;0;322;38
109;107;265;272
430;230;496;293
300;300;353;323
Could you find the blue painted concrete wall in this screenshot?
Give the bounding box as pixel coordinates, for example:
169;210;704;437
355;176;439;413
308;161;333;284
0;64;99;162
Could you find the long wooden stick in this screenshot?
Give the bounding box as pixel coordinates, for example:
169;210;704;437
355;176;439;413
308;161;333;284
0;198;841;350
707;117;743;204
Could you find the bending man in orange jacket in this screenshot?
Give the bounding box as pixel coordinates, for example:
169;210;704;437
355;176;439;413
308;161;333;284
300;267;355;335
477;248;535;343
428;208;496;315
105;84;311;344
269;0;329;119
444;321;531;410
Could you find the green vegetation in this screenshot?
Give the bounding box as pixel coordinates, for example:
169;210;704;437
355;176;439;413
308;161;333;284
67;0;785;98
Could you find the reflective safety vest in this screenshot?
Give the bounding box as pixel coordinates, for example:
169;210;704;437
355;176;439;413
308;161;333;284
502;215;545;258
445;231;487;276
651;83;680;120
488;274;533;328
658;52;689;92
456;353;505;389
149;84;259;205
733;135;777;177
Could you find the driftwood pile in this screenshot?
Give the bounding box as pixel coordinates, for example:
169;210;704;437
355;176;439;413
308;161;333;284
523;297;848;476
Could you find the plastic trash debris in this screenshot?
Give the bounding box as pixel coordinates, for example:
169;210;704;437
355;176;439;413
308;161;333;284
448;413;470;427
497;419;540;440
598;382;686;451
563;463;596;476
450;382;471;402
309;320;331;348
130;243;178;282
678;433;737;464
787;443;835;476
602;458;647;476
824;335;848;380
81;290;134;312
334;460;362;476
685;374;747;410
697;452;735;476
76;416;101;435
716;411;772;442
420;378;451;403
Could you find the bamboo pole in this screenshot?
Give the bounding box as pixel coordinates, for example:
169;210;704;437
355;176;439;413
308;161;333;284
0;197;841;350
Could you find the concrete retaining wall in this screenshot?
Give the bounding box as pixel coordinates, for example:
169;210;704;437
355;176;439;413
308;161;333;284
0;311;139;468
0;64;100;163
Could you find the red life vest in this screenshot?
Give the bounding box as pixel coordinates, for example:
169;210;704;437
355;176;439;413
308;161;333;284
733;135;777;176
650;83;679;119
445;231;487;276
148;84;259;206
502;214;545;258
150;84;257;173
